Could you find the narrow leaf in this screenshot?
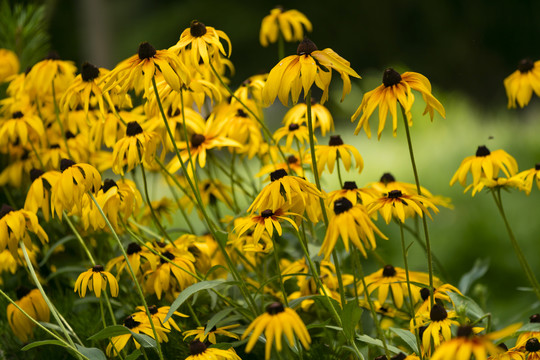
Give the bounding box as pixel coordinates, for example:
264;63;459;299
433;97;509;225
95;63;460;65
22;340;67;351
356;334;402;354
341;301;363;341
449;292;485;320
131;332;157;350
87;325;130;341
75;344;107;360
125;349;142;360
205;308;234;335
390;327;419;354
458;258;490;294
165;280;225;322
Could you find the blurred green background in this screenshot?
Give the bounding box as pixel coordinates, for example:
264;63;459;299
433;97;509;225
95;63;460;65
4;0;540;325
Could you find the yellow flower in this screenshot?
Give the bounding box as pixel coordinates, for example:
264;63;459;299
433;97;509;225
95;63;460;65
273;122;311;149
133;304;188;332
183;324;240;344
326;181;373;208
234;208;299;244
314;135;363;177
283;101;334;136
358;265;432;309
413;304;460;355
185;340;241;360
352;68;445;139
515;336;540;359
516;163;540;195
24;169;61;221
169;20;231;66
25;52;77;97
319;197;387;259
0;204;48;256
260;7;312;47
107;242;157;276
367;190;439;224
74;265;119;298
241;302;311;360
464;175;527;197
7;287;49;342
107;315;170;357
0;110;44;148
102;42;189;97
450;146;518;187
256;150;306;178
504;58;540;108
263;38;360;106
0;48;20;82
111;121;159;175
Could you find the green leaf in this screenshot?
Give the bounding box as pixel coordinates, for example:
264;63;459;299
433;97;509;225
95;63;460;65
341;301;363;341
209;343;233;350
312;295;341;318
342;345;365;360
21;340;67;351
74;344;107;360
390;327;419;354
288;295;314;309
87;325;130;341
165;280;225;322
125;349;142;360
131;332;157;349
448;292;485;321
46;265;86;281
356;334;402;354
39;235;76;266
205;308;234;335
458;258;490;294
518;323;540;333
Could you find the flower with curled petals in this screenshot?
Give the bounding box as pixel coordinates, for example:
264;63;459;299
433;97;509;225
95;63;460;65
260;7;312;47
0;204;48;256
111;121;159;175
74;265;119;298
367;190;439;224
504;58;540;108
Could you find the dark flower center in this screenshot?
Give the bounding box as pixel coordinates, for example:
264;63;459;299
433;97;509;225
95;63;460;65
62;159;76;172
127;242;142;255
535;163;540;171
191;134;206;148
81;62;100;82
374;356;388;360
418;326;427;340
189;340;207;355
44;51;60;60
288;123;300;131
287;155;298;164
380;173;395;184
387;190;403;199
498;343;509;351
161;251;175;263
30;168;45;182
518;58;534;73
526;338;540;352
266;302;285;315
65;131;76;139
457;325;473;338
50;144;61;149
382;264;396;277
190;20;207;37
530;314;540;323
148;305;158;315
236;109;248;117
391;353;407;360
138;42;156;60
16;286;31;300
123;315;140;329
297;38;318;56
261;209;274;218
382;68;402;87
420;287;431;301
343;181;358;190
92;265;104;272
334;197;353;215
329;135;344;146
270;169;288;181
102;179;118;193
12;111;23;119
475;145;491;157
430;304;448;321
126;121;143;136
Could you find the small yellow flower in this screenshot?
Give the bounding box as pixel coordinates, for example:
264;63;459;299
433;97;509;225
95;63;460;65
263;38;360;106
413;304;460;355
183;324;240;344
0;48;20;82
326;181;373;208
0;204;48;256
107;242;157;276
283;101;334;136
24;52;77;97
112;121;159;175
24;169;61;221
74;265;119;298
260;7;312;47
0;110;44;148
367;190;439;224
273;122;311;149
133;304;188;332
242;302;311;360
516;163;540;195
352;68;445;139
7;287;49;342
234;208;299;244
314;135;363;177
144;248;196;299
185;340;241;360
464;175;527;197
504;58;540;108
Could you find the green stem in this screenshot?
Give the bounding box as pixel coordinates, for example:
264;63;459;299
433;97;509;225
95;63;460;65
229;151;240;212
272;236;289;306
400;104;434;309
492;189;540;301
336;154;344;189
277;30;285;61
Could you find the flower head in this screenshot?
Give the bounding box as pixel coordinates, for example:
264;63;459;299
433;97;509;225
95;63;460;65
183;324;240;344
74;265;119;298
367;190;439;224
263;38;360;106
352;68;445;139
516;163;540;195
7;287;49;342
0;204;48;256
241;302;311;360
504;58;540;108
315;135;364;177
24;169;61;222
112;121;159;175
185;340;241;360
260;7;312;47
234;207;299;244
0;48;19;82
283;100;334;136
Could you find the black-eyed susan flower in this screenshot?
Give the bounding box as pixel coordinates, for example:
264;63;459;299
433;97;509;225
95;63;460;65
106;315;170;357
138;197;176;226
413;304;459;355
0;204;48;256
517;163;540;195
488;344;526;360
263;38;360;106
416;284;462;314
0;110;44;148
516;337;540;359
233;74;267;104
260;7;312;47
25;52;77;97
169;20;231;67
51;159;101;218
516;314;540;345
185;340;242;360
24;169;61;222
144;248;196;299
367;190;439;224
74;265;119;298
102;42;189;97
107;242;157;276
242;302;311;360
183;324;240;344
450;146;518;187
314;135;363;177
234;208;299;244
216;104;264;159
7;287;49;342
358;265;431;309
133;304;187;332
464;175;527;197
319;197;386;259
352;68;445;139
112;121;159;175
326;181;374;207
257;151;306;178
431;324;521;360
0;48;19;82
504;58;540;109
283;100;334;136
273;122;310;149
